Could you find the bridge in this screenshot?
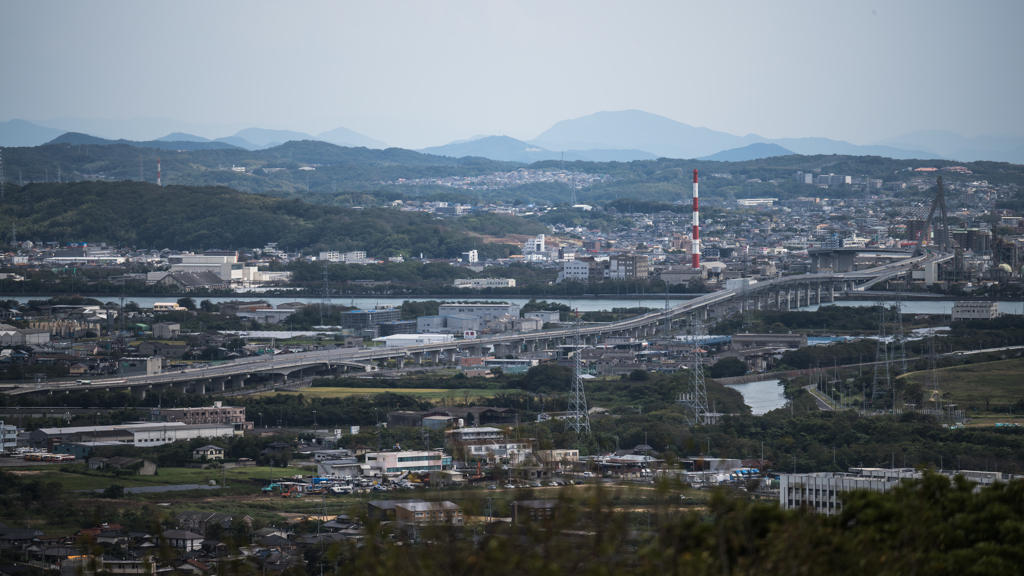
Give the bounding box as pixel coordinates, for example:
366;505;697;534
8;253;952;398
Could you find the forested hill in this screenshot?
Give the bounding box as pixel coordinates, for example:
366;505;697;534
5;138;1024;206
0;181;539;256
0;140;519;194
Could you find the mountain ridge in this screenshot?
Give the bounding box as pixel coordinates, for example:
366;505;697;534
47;132;241;151
530;110;943;161
419;135;656;163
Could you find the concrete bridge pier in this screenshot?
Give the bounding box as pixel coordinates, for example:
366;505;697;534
231;374;247;389
209;378;226;393
131;385;149;400
428;351;440;364
193;380;207;395
173;381;188;394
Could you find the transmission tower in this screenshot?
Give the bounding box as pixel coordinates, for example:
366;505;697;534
1;149;5;200
677;317;709;425
925;334;941;413
319;261;330;326
890;285;907;373
564;309;591;435
870;304;891;408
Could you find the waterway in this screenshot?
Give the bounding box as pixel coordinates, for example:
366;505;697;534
724;379;788;415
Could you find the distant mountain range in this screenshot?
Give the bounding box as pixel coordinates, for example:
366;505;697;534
419;135;656;163
48;132;240;152
873;129;1024;164
698;143;794;162
4;110;1024;164
0;120;389;152
529;110;944;161
0;119;67;147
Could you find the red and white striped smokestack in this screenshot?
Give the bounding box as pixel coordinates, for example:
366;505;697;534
692;168;700;269
157;157;162;187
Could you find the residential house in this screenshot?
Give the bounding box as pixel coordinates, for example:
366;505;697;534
160;530;204;551
192;445;224;460
394;501;463;526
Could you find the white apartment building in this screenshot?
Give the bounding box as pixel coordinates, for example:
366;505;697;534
363;450;452;476
557;260;591;283
951;301;1000;321
0;421;17;451
319;251;368;264
736;198;778;207
781;468;1006;516
454;278;516;289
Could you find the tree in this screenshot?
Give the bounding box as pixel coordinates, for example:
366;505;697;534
709;357;748;379
102;484;125;499
629;369;650;382
177;297;197;311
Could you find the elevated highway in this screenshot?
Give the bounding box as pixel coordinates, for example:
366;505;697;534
9;253;952;398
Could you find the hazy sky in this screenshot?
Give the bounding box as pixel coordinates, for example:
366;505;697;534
2;0;1022;148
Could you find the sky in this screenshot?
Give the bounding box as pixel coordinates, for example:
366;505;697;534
2;0;1022;149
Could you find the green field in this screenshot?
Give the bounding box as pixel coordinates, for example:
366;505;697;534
11;465;288;491
259;387;500;400
899;358;1024;412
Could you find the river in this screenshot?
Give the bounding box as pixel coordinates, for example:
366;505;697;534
724;379;788;415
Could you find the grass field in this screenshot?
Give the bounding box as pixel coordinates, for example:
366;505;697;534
899;357;1024;412
257;387;500;400
11;465;287;491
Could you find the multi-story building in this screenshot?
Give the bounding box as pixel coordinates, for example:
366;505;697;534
453;278;516;289
363;450;452;476
395;501;463;525
0;421;17;452
781;468;1006;516
608;254;649;279
461;250;478;264
951;301;1000;321
149;402;248;427
557;260;591;283
319;251;368;263
341;308;402;330
416;315;482;335
438;303;520;321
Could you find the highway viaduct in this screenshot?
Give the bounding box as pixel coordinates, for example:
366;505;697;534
7;253;951;399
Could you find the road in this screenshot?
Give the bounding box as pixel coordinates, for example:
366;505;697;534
10;253;953;396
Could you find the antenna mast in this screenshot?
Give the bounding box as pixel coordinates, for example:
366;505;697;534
157;157;162;186
564;308;591;436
